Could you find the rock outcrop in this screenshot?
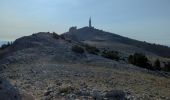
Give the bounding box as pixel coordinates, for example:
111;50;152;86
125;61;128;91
0;78;20;100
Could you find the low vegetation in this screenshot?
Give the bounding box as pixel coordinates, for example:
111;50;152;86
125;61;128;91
0;42;12;50
52;32;60;39
59;85;75;94
163;62;170;72
101;50;120;61
71;45;85;54
154;59;161;71
71;43;170;72
128;53;152;69
72;44;121;61
60;34;65;40
128;53;170;72
84;44;99;55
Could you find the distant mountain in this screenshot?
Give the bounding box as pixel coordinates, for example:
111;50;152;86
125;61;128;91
63;27;170;58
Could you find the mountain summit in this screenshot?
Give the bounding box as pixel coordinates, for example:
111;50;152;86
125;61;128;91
63;26;170;57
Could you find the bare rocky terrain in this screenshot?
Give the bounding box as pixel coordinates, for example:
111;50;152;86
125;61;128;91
0;27;170;100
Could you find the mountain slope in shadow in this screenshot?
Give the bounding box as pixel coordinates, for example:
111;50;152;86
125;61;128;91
63;27;170;57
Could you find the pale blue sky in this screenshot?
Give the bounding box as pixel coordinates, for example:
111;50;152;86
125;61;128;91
0;0;170;46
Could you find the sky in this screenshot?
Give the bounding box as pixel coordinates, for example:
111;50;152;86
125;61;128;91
0;0;170;46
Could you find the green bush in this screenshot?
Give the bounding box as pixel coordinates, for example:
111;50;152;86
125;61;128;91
154;59;161;71
59;85;75;94
163;62;170;72
0;42;12;50
60;34;65;40
102;50;120;61
85;44;99;55
72;45;84;54
128;53;151;69
52;32;60;39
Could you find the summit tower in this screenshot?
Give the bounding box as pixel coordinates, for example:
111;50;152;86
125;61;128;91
89;17;92;28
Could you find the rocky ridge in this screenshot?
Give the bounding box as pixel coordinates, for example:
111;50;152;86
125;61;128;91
0;29;170;100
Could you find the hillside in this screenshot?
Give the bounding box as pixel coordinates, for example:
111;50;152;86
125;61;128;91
0;31;170;100
63;27;170;57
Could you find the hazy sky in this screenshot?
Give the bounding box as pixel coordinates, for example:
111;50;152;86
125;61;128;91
0;0;170;45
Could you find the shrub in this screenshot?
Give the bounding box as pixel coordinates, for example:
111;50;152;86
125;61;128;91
163;62;170;72
128;53;151;69
85;44;99;55
66;39;72;43
52;32;60;39
59;85;75;94
0;42;12;50
154;59;161;71
102;50;120;61
60;34;65;40
72;45;84;54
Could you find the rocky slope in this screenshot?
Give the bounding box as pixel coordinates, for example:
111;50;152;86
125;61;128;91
0;31;170;100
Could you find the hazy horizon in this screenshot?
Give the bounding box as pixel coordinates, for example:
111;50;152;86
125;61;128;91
0;0;170;46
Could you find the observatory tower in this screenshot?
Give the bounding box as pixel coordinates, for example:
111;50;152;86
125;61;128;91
89;17;92;28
